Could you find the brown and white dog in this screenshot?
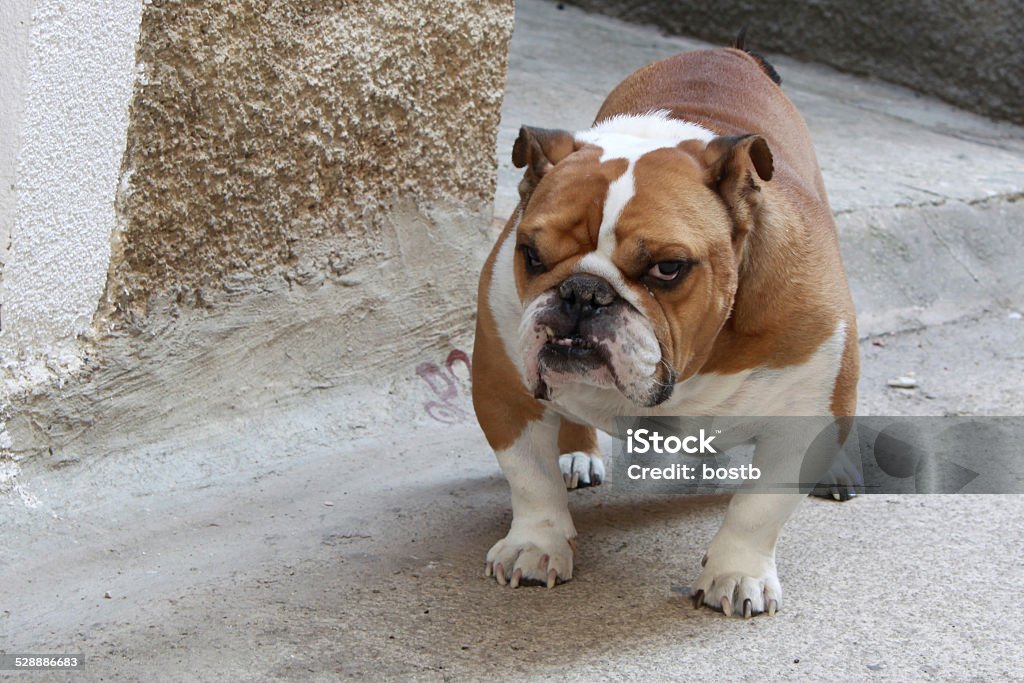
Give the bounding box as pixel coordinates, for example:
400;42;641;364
471;44;858;617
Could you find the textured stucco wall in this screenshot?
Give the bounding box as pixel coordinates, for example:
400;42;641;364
564;0;1024;125
0;0;143;384
104;0;514;320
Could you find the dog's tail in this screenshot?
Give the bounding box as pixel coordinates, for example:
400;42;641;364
733;25;749;51
732;26;782;85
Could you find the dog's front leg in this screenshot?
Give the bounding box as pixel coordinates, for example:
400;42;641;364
485;415;578;588
692;491;801;617
692;422;837;616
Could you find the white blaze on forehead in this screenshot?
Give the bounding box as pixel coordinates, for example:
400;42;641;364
573;111;715;280
576;110;716;161
596;169;634;258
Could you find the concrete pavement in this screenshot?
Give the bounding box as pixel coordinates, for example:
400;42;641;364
2;1;1023;680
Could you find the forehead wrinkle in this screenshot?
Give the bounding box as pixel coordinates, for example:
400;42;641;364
632;237;652;266
630;146;712;216
542;221;593;262
623;147;726;259
522;152;622;243
616;199;708;263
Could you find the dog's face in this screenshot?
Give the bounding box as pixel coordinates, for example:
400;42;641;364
510;118;773;406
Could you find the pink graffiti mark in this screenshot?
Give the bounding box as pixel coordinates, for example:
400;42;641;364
416;350;473;424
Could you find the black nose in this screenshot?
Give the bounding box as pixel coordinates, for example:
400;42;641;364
558;274;617;323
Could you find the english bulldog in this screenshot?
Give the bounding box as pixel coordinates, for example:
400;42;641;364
471;41;858;617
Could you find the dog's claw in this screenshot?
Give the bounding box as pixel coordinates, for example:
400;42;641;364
510;568;522;588
546;568;558;588
768;599;777;616
495;563;506;586
692;589;704;609
721;596;732;616
484;562;493;578
538;554;550;571
743;598;753;619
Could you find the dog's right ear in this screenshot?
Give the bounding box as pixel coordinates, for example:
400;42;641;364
512;126;576;199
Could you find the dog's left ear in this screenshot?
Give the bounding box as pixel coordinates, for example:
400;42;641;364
702;134;773;238
513;126;577;200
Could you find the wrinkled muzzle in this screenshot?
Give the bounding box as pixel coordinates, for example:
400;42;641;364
518;274;673;406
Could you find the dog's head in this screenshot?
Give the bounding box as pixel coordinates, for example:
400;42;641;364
511;113;773;406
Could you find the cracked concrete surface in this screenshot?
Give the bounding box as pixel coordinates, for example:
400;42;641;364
2;1;1023;681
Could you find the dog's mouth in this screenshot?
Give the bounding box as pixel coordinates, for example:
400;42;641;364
540;324;607;363
533;327;614;400
522;296;667;405
543;330;600;356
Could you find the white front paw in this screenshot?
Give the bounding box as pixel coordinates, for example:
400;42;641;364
559;451;605;489
485;521;576;588
691;547;782;618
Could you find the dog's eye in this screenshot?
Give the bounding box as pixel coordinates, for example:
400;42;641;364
520;245;545;274
646;260;691;282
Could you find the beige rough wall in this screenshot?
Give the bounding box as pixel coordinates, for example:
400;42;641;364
105;0;512;318
6;0;515;466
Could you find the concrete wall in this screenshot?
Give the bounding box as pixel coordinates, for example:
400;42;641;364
564;0;1024;125
2;0;515;470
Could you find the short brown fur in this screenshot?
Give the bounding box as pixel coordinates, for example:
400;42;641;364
471;221;545;452
557;417;599;455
